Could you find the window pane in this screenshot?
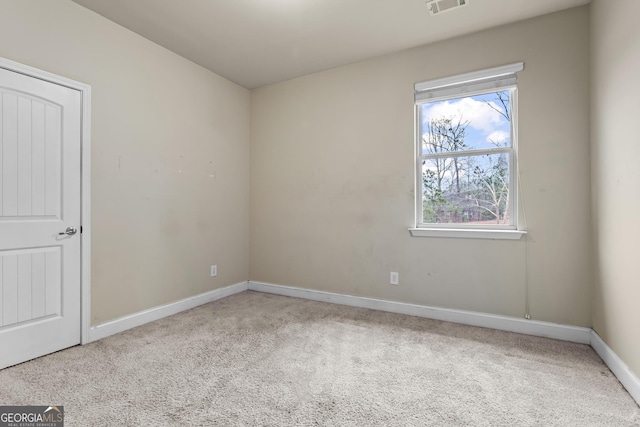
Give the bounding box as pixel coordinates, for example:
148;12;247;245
420;91;511;155
422;153;511;225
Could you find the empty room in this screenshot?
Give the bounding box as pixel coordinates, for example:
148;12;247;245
0;0;638;425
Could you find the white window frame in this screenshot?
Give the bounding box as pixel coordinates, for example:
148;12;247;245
410;63;526;240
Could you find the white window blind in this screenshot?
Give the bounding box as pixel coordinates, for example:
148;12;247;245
415;62;524;102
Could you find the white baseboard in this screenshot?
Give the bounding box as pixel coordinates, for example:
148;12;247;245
88;281;248;342
247;281;592;344
590;330;640;405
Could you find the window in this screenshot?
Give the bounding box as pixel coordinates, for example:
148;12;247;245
411;63;525;239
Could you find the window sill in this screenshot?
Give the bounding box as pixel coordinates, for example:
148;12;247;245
408;228;527;240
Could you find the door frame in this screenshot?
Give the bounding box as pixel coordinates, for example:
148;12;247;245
0;56;92;345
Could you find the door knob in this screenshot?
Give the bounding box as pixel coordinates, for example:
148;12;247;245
59;227;78;236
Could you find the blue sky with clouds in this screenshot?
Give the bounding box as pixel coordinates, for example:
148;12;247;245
420;91;511;153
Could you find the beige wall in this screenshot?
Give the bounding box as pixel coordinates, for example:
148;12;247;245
251;7;592;326
0;1;596;333
591;0;640;376
0;0;250;325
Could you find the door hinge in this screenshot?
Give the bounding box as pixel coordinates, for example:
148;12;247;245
80;226;83;234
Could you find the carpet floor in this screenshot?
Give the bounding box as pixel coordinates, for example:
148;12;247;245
0;291;638;426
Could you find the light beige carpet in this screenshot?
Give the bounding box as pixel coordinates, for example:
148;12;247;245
0;291;638;426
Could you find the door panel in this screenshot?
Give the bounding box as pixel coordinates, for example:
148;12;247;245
1;248;61;325
2;93;61;218
0;67;81;369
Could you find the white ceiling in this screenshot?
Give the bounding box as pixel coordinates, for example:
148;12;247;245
71;0;590;89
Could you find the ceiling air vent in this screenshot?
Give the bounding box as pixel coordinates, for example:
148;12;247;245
427;0;468;16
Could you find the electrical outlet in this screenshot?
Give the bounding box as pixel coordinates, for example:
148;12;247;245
210;265;217;277
390;272;399;285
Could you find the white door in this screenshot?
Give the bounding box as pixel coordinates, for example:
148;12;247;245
0;67;82;369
